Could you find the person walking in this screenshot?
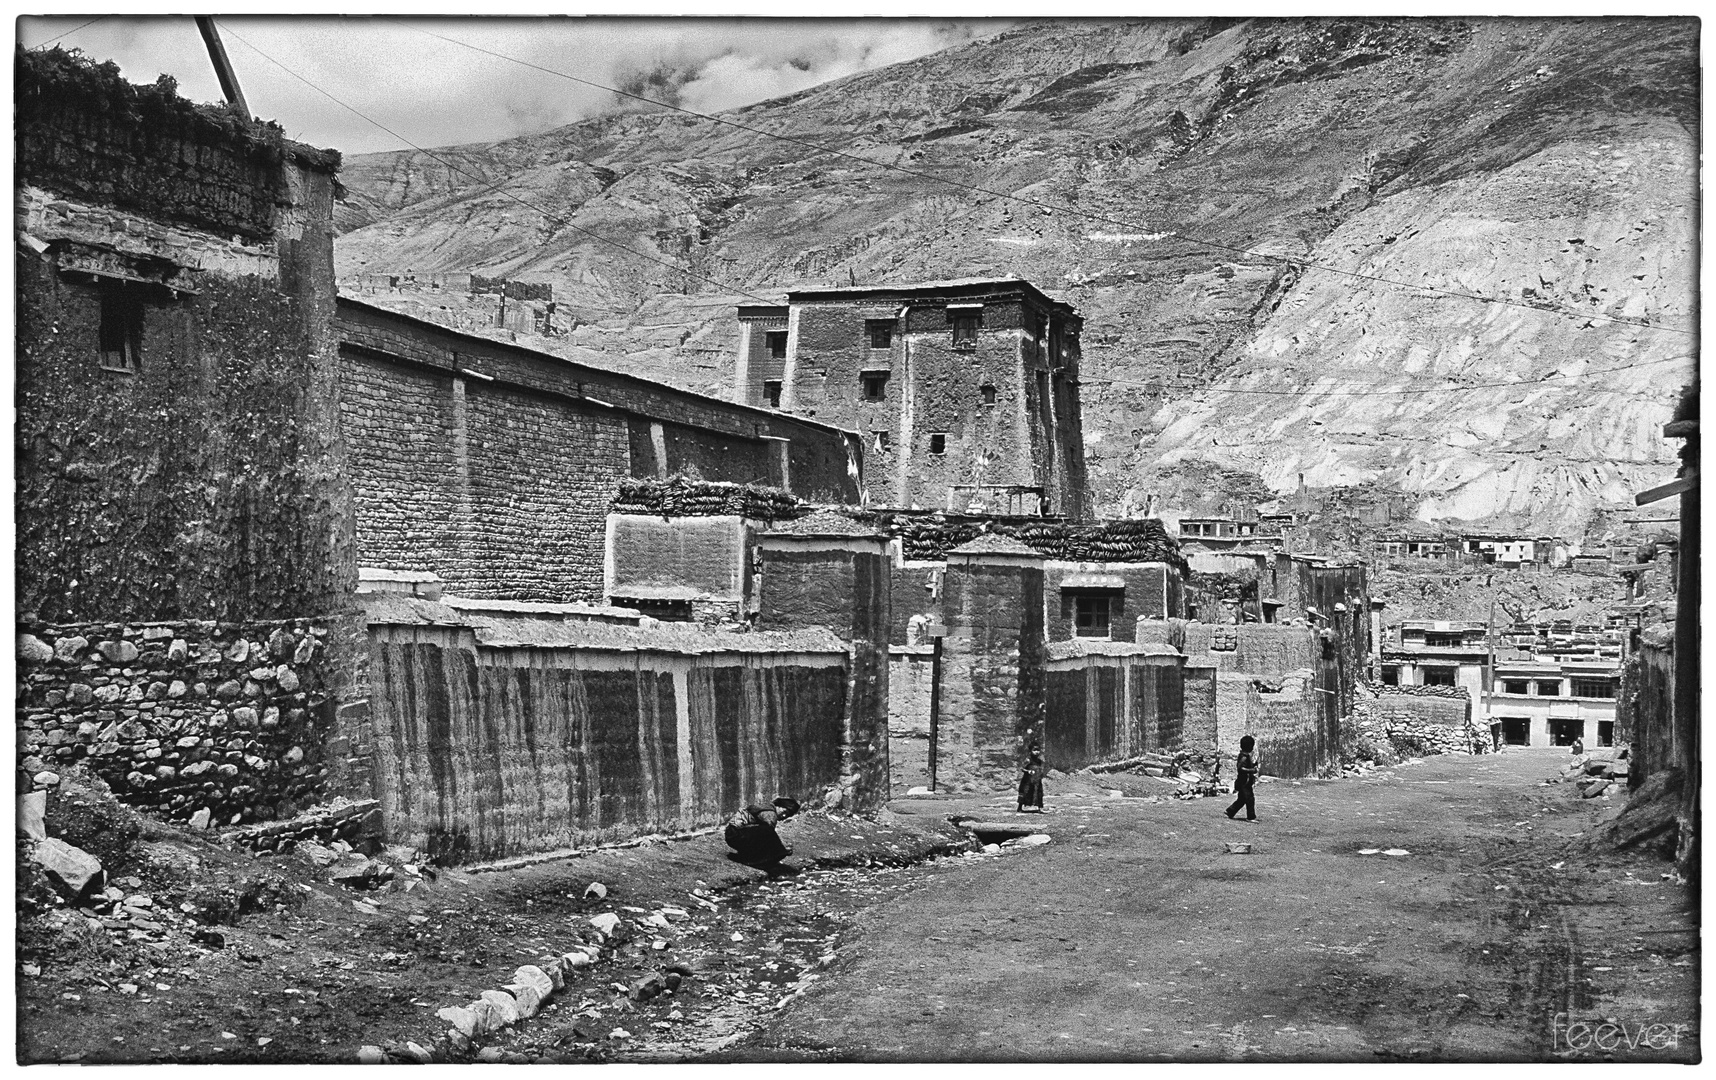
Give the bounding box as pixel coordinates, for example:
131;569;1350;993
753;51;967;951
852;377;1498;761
1225;734;1259;822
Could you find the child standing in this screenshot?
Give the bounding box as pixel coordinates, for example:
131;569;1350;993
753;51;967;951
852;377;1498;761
1225;734;1259;822
1017;741;1046;813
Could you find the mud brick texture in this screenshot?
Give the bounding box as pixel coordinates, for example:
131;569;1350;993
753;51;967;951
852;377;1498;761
16;620;356;826
366;623;848;863
1043;652;1186;772
337;298;862;602
935;559;1046;791
16;53;351;626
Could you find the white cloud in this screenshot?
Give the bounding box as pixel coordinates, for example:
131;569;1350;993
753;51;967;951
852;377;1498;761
17;16;1013;155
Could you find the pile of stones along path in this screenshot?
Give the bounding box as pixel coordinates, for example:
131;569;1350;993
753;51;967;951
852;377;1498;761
1546;751;1630;799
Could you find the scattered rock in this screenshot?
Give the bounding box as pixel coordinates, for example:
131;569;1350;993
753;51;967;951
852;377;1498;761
356;1045;386;1064
402;1041;432;1063
18;791;47;840
437;1005;478;1038
584;881;607;900
512;965;555;1000
502;982;544;1019
590;912;621;937
478;988;521;1027
188;808;212;831
33;770;61;789
630;972;667;1001
31;837;105;901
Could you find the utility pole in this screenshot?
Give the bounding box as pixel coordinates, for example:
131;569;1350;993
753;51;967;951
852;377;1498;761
195;17;250;118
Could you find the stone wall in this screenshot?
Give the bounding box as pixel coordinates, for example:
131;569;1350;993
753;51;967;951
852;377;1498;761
1353;683;1482;756
606;515;758;611
1619;624;1677;785
1043;562;1177;642
16;618;357;825
366;619;848;863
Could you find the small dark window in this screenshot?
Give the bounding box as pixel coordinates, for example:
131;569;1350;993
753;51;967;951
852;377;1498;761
1425;632;1462;647
1380;665;1399;686
762;380;782;408
872;430;890;452
980;384;997;406
1572;677;1614;699
1423;668;1456;687
1502;718;1530;745
862;372;888;401
950;308;980;347
1597;720;1614;747
1548;718;1584;747
1502;679;1530;695
928;433;947;455
1536;680;1562;697
99;286;142;373
1072;594;1111;638
866;320;893;349
764;331;788;360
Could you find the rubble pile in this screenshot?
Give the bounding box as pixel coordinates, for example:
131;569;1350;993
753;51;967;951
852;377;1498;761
610;477;801;520
224;798;381;853
1547;752;1629;800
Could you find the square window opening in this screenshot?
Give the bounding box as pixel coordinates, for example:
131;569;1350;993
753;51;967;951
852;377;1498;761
928;432;947;455
1572;677;1614;699
99;286;143;373
980;384;997;406
862;372;889;401
872;430;890;452
762;379;782;408
1535;680;1562;697
1380;665;1399;686
1501;718;1531;746
1422;667;1456;687
1597;720;1615;747
951;310;981;347
1548;718;1584;747
1502;679;1530;695
866;320;894;350
1072;594;1112;639
764;331;788;360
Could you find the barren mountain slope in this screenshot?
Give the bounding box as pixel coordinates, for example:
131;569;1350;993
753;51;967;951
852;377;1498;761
334;17;1698;535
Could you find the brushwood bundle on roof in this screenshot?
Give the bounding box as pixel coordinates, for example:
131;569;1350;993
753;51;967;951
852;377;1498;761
610;476;803;520
875;513;1186;570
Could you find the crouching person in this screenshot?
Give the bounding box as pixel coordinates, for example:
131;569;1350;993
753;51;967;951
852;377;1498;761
724;797;801;866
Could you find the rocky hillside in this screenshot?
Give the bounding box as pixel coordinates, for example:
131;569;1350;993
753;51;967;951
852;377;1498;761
332;17;1698;537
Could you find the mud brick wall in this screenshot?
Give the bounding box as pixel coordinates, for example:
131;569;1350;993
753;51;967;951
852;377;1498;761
1181;664;1219;766
934;559;1046;791
606;515;755;603
1042;651;1187;772
16;619;353;825
1244;676;1325;779
338;299;859;510
366;624;848;863
16;49;339;243
1182;623;1318;676
756;542;892;810
16;60;350;626
1618;624;1676;784
1044;562;1177;642
887;649;935;794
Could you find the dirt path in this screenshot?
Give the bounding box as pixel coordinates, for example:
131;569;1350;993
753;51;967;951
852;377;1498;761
735;750;1698;1063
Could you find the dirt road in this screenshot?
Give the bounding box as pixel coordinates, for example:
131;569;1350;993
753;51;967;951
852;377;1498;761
740;750;1698;1063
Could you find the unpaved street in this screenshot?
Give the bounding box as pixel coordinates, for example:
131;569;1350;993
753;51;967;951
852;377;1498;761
732;750;1698;1063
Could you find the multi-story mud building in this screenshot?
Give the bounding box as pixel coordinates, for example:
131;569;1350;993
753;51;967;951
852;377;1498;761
734;277;1088;518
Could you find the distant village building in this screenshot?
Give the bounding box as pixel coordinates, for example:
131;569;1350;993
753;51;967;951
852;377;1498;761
732;278;1087;518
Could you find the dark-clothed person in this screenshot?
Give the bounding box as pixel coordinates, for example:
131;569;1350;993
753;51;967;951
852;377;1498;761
1017;743;1046;813
1225;734;1259;821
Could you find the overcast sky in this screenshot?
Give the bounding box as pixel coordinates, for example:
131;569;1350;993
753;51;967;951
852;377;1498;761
17;16;1013;157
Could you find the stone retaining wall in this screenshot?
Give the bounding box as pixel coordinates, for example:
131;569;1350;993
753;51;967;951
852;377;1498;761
17;618;352;826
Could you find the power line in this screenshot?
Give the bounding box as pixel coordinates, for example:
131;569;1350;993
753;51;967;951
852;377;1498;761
215;21;785;310
30;16;107;50
409;24;1694;339
1081;353;1693;398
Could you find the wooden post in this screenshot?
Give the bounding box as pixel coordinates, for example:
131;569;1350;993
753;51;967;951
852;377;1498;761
195;18;250;118
926;624;947;792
